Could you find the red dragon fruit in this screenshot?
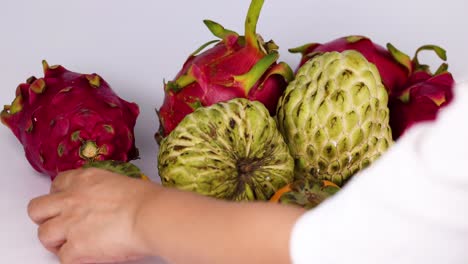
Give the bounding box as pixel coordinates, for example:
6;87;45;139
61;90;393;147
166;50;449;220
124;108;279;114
389;71;455;139
156;0;293;141
1;61;140;179
388;44;455;139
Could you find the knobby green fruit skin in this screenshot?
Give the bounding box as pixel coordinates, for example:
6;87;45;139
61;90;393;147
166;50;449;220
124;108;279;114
276;51;393;186
276;179;340;210
83;160;147;180
158;98;294;201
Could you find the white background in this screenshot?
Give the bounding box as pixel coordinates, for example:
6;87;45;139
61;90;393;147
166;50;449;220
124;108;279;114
0;0;467;263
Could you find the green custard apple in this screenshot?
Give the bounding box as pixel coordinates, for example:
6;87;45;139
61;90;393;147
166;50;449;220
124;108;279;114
158;98;294;201
276;50;393;186
270;179;340;209
83;160;149;180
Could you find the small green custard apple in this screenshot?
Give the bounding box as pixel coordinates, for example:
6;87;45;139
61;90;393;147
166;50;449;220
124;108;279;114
158;98;294;201
270;179;340;209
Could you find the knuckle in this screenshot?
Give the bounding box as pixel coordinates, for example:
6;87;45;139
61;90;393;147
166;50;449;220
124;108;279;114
54;171;69;183
62;194;78;208
51;172;71;190
77;167;105;185
77;168;95;180
54;168;84;188
50;178;61;191
83;167;101;176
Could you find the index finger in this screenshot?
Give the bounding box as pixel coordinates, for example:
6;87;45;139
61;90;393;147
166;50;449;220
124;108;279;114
27;192;66;225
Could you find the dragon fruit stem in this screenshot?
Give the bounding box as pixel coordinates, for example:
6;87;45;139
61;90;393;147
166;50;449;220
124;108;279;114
262;62;294;84
0;108;11;127
190;40;219;56
30;79;46;94
41;60;59;73
434;63;449;75
234;52;279;94
414;45;447;61
203;20;238;42
288;43;320;55
26;76;37;84
8;95;23;114
413;44;447;73
85;74;101;88
166;73;196;93
277;62;294;82
244;0;264;50
345;35;368;43
42;60;50;73
386;43;412;74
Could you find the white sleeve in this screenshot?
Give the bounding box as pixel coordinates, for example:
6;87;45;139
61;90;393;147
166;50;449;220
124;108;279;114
290;82;468;264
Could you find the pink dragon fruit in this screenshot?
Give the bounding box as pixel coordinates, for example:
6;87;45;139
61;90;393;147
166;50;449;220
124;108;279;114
156;0;293;141
290;37;449;94
388;45;455;139
1;61;140;179
389;71;455;139
289;35;412;96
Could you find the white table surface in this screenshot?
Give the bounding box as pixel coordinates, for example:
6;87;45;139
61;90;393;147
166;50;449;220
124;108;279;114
1;0;467;263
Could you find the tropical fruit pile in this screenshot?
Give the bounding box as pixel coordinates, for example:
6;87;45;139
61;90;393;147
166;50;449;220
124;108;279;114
155;0;455;208
2;0;455;209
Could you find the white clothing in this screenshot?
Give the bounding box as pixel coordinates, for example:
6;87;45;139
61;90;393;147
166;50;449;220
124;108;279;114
290;82;468;264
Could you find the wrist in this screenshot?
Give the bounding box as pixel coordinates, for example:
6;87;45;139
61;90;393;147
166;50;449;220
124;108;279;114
133;181;167;256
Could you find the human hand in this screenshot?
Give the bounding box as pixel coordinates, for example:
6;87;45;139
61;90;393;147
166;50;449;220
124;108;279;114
27;168;160;264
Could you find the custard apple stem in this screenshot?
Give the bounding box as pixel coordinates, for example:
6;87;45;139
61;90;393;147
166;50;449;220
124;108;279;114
244;0;264;50
322;180;340;188
269;183;292;203
203;20;239;42
234;52;278;94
